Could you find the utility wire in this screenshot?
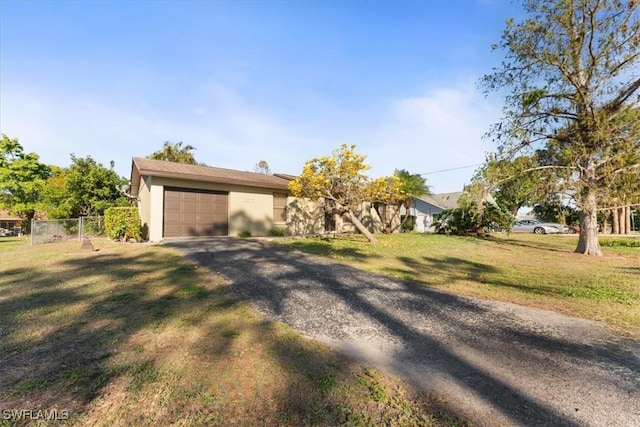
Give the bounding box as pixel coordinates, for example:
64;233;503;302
419;163;483;176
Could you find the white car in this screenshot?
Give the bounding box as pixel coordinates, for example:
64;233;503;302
511;219;569;234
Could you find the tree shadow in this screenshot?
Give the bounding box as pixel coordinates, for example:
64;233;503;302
1;240;451;425
0;250;218;412
487;235;573;253
168;237;640;426
385;255;596;299
282;238;381;261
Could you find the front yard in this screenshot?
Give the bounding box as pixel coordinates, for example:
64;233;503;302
0;237;464;426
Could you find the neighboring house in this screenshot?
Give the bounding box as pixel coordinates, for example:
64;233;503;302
402;192;464;233
0;210;22;232
402;191;499;233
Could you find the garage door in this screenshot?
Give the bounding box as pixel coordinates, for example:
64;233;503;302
163;187;228;237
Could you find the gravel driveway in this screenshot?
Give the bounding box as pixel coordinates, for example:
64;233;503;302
167;237;640;427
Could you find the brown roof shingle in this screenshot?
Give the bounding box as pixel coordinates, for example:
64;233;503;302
130;158;292;194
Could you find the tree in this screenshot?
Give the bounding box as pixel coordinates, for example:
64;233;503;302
478;155;548;217
57;155;128;217
482;0;640;255
432;190;513;235
288;144;378;243
148;141;197;164
366;169;429;232
254;160;272;175
366;174;406;232
40;166;70;219
0;134;51;228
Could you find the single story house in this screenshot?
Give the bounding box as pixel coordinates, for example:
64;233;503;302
130;157;407;241
130;157;305;241
0;210;22;231
401;192;464;233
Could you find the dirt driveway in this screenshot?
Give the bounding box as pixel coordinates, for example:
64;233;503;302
167;237;640;426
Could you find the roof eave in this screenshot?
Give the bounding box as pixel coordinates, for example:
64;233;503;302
136;168;290;191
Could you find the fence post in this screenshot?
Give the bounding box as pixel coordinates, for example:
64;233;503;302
79;217;83;242
30;218;34;245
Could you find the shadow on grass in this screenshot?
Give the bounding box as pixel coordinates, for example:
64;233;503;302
384;255;605;300
487;234;574;253
167;237;640;426
0;242;444;426
619;267;640;275
0;251;209;409
283;238;381;261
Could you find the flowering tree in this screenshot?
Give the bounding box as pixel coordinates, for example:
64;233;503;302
288;144;378;243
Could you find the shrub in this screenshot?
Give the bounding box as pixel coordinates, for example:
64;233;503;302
237;231;252;238
268;228;287;237
105;207;142;241
433;202;512;235
600;238;640;248
400;215;416;232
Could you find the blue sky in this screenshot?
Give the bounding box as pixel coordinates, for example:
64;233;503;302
1;0;523;193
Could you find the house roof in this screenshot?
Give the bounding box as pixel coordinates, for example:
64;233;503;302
0;210;22;221
130;157;292;195
416;192;464;210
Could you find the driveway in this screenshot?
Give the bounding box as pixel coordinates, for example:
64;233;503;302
167;237;640;426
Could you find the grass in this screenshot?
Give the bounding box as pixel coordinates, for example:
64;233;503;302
0;238;466;426
277;233;640;337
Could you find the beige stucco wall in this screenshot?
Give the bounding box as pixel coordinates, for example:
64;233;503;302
286;197;324;235
228;191;274;236
142;176;284;241
136;176;152;240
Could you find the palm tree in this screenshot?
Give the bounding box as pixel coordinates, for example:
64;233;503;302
148;141;197;164
395;169;430;231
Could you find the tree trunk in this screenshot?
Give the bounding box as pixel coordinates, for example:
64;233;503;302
625;206;632;234
618;207;627;235
388;203;406;233
612;208;619;234
345;209;377;244
575;189;602;255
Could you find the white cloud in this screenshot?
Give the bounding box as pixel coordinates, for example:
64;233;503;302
366;85;501;193
1;80;502;195
0;83;328;179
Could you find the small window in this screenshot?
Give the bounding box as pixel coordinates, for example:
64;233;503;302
273;193;287;223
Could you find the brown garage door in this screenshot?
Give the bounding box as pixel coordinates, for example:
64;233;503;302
163;187;228;237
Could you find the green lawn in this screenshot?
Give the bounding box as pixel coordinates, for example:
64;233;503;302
0;238;465;426
278;233;640;337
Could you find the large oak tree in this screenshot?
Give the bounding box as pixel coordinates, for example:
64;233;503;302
482;0;640;255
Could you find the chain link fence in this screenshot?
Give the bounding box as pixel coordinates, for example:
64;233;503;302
31;216;105;245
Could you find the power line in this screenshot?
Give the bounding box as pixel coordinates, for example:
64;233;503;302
419;163;483;176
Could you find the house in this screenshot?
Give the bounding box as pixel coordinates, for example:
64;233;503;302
401;192;464;233
130;157;313;241
130;158;401;241
0;210;22;233
402;191;501;233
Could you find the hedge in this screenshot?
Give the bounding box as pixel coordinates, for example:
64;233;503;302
105;207;142;241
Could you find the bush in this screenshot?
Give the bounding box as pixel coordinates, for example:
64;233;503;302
105;207;142;241
600;238;640;247
401;215;416;232
268;228;287;237
433;202;512;235
237;231;252;238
